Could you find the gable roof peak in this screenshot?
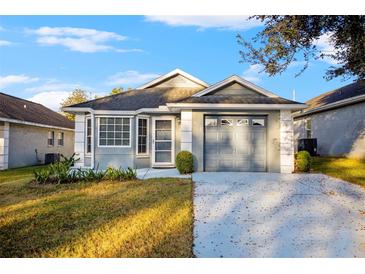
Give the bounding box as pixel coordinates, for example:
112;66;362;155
137;68;209;89
193;74;279;98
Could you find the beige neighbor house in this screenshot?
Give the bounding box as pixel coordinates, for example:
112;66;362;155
0;93;75;170
63;69;306;173
294;81;365;159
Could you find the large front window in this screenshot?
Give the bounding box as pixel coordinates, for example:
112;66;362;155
99;117;130;147
137;117;149;155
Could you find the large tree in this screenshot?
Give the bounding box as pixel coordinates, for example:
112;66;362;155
237;16;365;80
60;88;90;121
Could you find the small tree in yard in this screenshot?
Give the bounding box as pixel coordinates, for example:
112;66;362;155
60;88;90;121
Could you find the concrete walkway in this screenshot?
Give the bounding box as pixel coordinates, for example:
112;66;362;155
193;172;365;258
136;168;191;180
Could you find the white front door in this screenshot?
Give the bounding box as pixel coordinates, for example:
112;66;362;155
152;117;175;167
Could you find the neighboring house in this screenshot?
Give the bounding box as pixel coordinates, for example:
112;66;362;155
0;93;75;170
63;69;306;173
293;81;365;158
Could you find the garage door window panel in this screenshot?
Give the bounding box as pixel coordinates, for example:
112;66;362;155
220;119;233;126
237;119;249;126
252;119;265;126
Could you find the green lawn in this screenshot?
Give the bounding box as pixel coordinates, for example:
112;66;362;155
0;166;193;258
312;157;365;187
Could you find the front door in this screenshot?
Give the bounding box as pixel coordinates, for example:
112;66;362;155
152;117;175;167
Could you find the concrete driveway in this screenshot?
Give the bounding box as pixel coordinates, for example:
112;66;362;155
193;172;365;258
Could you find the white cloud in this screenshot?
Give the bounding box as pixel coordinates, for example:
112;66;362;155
242;64;264;83
0;40;12;46
26;80;101;111
25;80;83;94
145;16;263;31
315;33;338;65
28;91;70;111
0;74;39;88
27;26;141;53
107;70;160;87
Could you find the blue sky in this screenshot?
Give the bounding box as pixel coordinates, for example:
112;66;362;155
0;15;355;110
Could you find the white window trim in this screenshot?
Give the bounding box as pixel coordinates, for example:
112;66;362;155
152;116;176;167
97;116;132;148
136;116;150;157
305;118;312;138
47;130;55;147
85;117;92;155
57;132;64;147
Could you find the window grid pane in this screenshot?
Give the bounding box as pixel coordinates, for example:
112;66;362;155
99;117;130;147
48;131;54;146
58;132;64;146
86;119;92;153
137;118;148;154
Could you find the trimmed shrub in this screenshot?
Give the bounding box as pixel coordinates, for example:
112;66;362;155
295;150;312;172
176;151;194;174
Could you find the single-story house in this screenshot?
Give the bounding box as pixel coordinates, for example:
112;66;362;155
293;81;365;158
0;93;75;170
63;69;306;173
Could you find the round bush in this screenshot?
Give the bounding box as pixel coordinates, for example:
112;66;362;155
176;151;194;174
296;150;312;172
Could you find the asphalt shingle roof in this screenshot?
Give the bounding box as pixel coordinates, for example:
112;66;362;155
0;92;74;129
68;87;204;110
175;95;301;104
304;80;365;112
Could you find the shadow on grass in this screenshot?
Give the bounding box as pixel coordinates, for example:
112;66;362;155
0;179;193;258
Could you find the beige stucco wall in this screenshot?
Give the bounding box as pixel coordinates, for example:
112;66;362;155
191;110;281;172
294;102;365;159
8;123;74;168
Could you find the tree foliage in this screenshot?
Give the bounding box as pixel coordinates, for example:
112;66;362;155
238;16;365;80
61;88;90;120
111;87;124;95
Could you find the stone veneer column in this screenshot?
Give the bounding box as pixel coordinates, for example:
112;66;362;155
0;122;9;170
180;110;193;152
74;114;85;168
280;110;294;173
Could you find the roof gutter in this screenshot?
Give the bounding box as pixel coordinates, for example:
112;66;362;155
0;117;74;131
293;94;365;118
62;106;178;115
166;103;307;111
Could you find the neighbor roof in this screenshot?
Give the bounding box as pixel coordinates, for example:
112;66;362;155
67;87;204;110
295;80;365;117
0;93;74;129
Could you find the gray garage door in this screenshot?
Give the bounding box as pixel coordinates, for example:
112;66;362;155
204;116;267;172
